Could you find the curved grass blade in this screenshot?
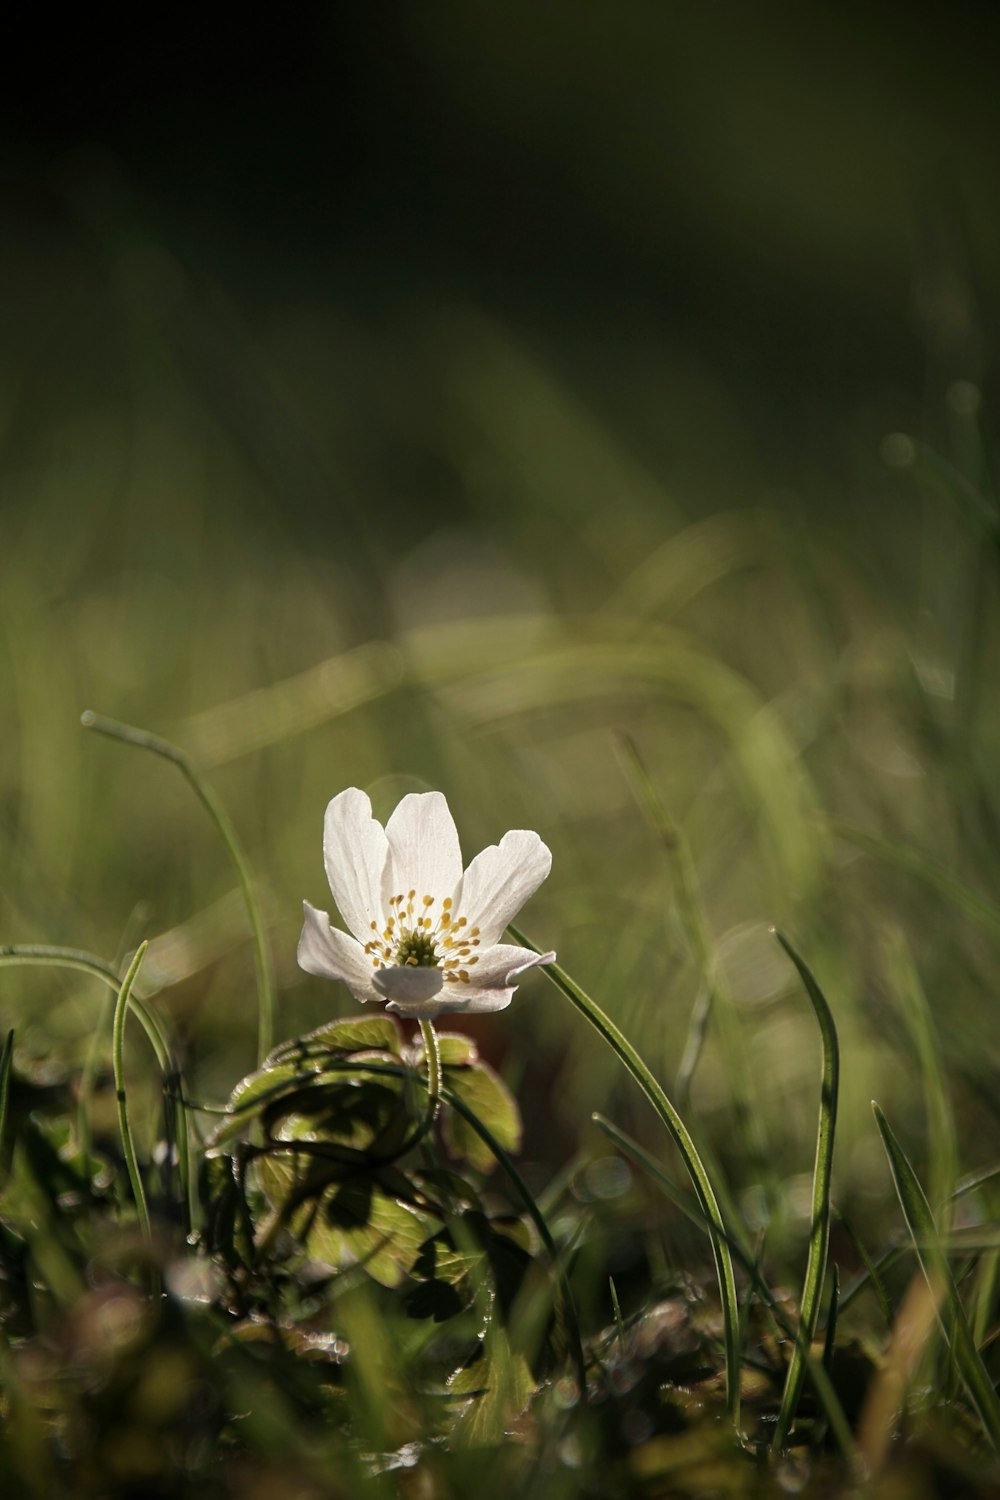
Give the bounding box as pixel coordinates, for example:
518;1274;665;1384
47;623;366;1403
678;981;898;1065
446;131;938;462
0;942;191;1227
512;926;742;1427
2;942;186;1249
113;942;157;1286
0;944;171;1071
772;931;839;1449
592;1111;859;1470
873;1101;1000;1450
82;710;275;1062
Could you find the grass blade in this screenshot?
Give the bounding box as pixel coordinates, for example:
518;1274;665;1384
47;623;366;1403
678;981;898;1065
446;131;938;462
82;710;275;1062
772;931;840;1448
873;1101;1000;1450
512;926;743;1428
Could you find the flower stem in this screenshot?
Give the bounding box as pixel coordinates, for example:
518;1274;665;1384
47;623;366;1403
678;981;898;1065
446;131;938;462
418;1017;441;1129
81;710;275;1063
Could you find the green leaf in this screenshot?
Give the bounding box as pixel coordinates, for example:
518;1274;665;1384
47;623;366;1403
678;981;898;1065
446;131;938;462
208;1063;323;1149
304;1182;438;1289
199;1151;254;1269
442;1061;521;1172
448;1310;537;1445
410;1211;534;1319
433;1032;480;1067
268;1015;403;1064
873;1101;1000;1451
209;1052;408;1153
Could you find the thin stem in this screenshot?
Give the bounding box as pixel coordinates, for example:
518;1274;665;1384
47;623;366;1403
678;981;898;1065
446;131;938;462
112;942;157;1287
419;1018;441;1131
511;925;742;1429
81;710;275;1063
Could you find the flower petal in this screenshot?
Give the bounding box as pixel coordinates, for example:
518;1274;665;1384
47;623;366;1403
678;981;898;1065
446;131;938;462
411;946;555;1018
297;901;382;1003
387;986;516;1018
457;830;552;945
385;791;463;906
323;788;392;943
372;965;445;1007
464;943;555;986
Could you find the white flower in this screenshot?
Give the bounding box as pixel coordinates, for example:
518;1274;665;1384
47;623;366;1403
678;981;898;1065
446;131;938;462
297;788;555;1020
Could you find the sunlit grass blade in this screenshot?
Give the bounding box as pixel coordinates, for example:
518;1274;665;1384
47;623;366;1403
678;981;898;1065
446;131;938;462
873;1101;1000;1450
82;710;275;1062
113;942;157;1287
593;1111;860;1470
771;931;839;1449
512;927;742;1427
0;1028;14;1186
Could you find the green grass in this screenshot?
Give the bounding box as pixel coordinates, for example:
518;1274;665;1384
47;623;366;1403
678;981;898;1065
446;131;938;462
2;195;1000;1496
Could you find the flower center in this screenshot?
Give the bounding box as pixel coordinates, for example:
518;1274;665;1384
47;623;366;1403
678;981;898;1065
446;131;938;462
395;928;438;967
363;890;482;984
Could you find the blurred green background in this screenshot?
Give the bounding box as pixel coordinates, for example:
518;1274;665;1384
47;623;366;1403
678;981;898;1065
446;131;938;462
2;4;999;1254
